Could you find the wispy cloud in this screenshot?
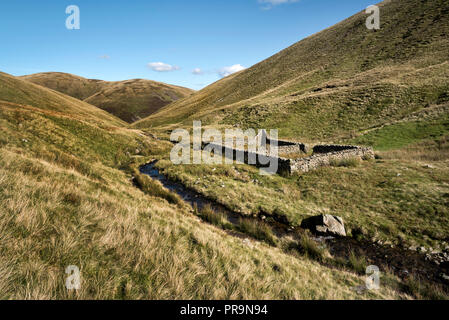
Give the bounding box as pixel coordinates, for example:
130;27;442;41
218;64;246;78
192;68;204;75
258;0;299;10
147;62;180;72
99;55;110;59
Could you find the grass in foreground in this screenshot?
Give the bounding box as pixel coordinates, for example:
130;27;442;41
0;75;407;299
1;147;408;299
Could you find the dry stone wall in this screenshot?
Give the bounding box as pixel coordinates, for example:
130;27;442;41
202;141;374;175
290;146;375;174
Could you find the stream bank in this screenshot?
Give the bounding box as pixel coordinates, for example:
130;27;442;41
139;161;449;292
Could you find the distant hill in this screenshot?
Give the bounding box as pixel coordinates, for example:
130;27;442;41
1;72;123;127
20;72;194;123
84;79;194;123
134;0;449;142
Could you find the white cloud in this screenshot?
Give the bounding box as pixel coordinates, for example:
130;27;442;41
258;0;299;9
192;68;203;75
218;64;246;78
147;62;180;72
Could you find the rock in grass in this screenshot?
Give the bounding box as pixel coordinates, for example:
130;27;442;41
301;214;346;237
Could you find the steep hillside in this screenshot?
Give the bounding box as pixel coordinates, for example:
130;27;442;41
20;72;194;123
134;0;449;142
1;72;406;299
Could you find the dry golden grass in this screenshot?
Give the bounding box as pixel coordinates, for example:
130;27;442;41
0;149;406;300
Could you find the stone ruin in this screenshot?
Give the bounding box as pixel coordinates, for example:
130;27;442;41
203;132;374;175
287;144;375;174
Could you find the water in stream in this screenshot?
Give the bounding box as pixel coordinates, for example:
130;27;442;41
139;161;446;285
139;161;242;225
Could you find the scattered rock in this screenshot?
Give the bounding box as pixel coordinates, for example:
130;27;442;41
423;164;435;169
301;214;346;237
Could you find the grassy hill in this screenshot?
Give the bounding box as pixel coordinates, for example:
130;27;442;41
1;71;409;299
20;72;194;123
126;0;449;297
20;72;109;101
1;0;448;300
134;0;449;143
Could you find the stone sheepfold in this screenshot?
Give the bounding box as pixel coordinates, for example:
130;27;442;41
289;145;375;174
203;140;374;175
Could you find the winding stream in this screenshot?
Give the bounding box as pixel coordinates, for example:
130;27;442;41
139;161;446;286
140;161;243;225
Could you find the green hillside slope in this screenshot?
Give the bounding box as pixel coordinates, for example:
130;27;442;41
134;0;449;142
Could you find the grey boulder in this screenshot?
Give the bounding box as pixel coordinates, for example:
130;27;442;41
301;214;347;237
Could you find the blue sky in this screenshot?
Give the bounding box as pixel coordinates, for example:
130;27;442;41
0;0;376;90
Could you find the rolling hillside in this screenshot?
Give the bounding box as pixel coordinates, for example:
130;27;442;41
1;0;448;300
134;0;449;143
20;72;194;123
1;71;406;299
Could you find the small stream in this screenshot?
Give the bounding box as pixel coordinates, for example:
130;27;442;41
140;161;243;226
139;161;447;286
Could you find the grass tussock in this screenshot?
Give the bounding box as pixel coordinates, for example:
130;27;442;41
329;157;360;168
237;218;277;246
132;169;182;205
379;135;449;162
348;251;368;275
298;234;326;261
401;276;449;300
194;204;232;229
284;234;326;262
